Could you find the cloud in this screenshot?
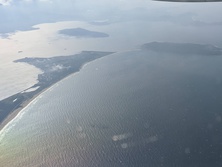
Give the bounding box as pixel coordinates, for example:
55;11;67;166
0;0;51;6
29;0;52;1
0;0;12;5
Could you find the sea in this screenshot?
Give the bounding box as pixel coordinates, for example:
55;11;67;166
1;50;222;167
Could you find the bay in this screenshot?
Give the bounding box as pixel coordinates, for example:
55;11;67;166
1;49;222;167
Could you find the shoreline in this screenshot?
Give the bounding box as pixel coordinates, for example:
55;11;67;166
0;51;114;134
0;88;46;132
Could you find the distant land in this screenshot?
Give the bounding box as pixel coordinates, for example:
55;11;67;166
0;51;114;129
59;28;109;38
89;20;110;26
142;42;222;56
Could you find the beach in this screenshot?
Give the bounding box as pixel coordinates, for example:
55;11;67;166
0;51;114;133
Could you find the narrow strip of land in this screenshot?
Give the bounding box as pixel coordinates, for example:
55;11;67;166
0;51;114;131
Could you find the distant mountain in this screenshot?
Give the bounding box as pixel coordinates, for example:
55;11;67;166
142;42;222;56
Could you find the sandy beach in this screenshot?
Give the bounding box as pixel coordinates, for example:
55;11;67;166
0;51;114;134
0;88;47;132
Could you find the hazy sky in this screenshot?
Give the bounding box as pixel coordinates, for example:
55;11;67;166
1;0;222;99
1;0;222;34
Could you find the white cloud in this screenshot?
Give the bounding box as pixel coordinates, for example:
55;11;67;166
0;0;12;5
0;0;51;6
22;0;48;1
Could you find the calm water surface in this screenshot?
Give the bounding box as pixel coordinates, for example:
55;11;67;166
1;50;222;167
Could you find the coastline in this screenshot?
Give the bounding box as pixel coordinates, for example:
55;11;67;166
0;88;46;132
0;51;114;134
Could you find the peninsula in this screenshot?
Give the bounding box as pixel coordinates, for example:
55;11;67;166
0;51;114;130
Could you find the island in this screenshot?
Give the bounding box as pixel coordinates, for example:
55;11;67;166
59;28;109;38
141;42;222;56
0;51;114;129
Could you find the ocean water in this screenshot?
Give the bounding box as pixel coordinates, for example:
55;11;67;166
1;50;222;167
